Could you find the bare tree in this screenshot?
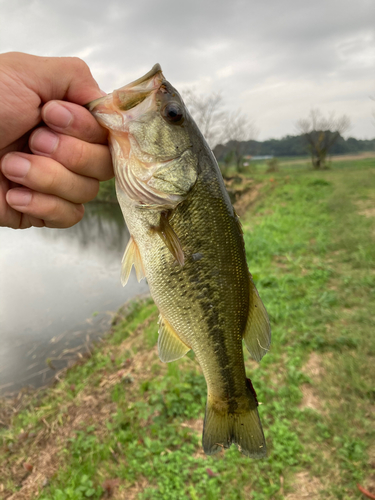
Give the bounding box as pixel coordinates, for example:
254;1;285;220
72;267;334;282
296;108;351;169
182;89;257;171
224;111;258;172
182;89;226;149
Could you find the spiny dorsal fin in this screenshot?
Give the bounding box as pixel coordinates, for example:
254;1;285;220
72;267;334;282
121;236;146;286
158;314;190;363
154;213;184;266
243;275;271;362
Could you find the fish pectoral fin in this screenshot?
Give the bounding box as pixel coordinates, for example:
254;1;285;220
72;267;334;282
243;275;271;362
158;315;191;363
121;236;146;286
153;212;185;266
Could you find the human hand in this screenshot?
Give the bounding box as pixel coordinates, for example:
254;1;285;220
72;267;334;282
0;52;113;229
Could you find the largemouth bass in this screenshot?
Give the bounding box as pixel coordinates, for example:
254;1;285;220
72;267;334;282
87;64;271;458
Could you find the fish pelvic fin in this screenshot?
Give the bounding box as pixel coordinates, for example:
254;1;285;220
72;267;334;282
121;236;146;286
202;387;266;459
243;275;271;362
158;315;191;362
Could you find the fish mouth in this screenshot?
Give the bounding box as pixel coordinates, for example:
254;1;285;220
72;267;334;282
121;63;163;90
114;64;164;111
85;64;164;113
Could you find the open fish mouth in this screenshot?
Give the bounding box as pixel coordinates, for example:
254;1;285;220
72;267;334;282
86;64;164;113
120;63;163;90
114;63;164;111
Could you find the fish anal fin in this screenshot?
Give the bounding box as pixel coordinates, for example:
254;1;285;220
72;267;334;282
243;276;271;362
121;236;145;286
158;315;190;363
153;212;184;266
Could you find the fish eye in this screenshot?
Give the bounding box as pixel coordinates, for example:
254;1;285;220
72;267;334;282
162;103;184;125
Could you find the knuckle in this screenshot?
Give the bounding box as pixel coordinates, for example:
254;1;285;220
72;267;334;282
43;165;60;192
45;196;61;222
85;121;102;144
68;140;88;172
69;56;89;72
45;198;84;228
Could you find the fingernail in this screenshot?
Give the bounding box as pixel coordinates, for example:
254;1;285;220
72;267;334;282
30;129;59;155
6;189;32;207
1;154;31;179
43;102;73;129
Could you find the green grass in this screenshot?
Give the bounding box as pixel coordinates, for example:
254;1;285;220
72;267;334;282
96;177;116;202
1;158;375;499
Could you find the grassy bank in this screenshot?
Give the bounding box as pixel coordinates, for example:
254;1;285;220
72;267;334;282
1;159;375;499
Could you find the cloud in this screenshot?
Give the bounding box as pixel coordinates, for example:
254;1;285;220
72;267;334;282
1;0;374;139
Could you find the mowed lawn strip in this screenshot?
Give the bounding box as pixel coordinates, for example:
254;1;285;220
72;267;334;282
0;158;374;500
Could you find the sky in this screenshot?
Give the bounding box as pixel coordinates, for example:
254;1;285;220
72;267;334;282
1;0;374;141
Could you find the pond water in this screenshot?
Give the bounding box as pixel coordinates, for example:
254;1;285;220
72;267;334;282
0;203;149;395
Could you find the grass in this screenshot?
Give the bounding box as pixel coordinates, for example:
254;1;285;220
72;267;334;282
1;158;375;499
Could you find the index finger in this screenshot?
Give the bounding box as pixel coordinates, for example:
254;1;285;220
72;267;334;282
42;100;108;145
7;52;103;105
1;53;105;150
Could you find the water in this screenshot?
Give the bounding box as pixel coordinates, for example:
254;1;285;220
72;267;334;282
0;202;149;395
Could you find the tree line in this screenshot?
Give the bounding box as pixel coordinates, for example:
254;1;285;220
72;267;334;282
213;134;375;162
184;90;374;170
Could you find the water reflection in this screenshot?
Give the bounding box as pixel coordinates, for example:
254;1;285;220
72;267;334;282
40;202;126;253
0;202;149;395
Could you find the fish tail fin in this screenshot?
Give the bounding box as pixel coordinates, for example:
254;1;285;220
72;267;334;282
202;385;266;458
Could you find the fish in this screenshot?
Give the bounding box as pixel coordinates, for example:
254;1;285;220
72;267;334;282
86;64;271;458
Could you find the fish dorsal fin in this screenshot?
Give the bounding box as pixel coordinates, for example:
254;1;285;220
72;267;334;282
158;314;191;363
154;213;184;266
121;236;146;286
243;276;271;362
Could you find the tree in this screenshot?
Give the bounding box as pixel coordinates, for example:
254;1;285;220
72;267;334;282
224;111;258;172
296;109;350;169
183;89;257;169
182;89;226;149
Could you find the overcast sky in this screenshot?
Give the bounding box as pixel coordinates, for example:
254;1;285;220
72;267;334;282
1;0;374;140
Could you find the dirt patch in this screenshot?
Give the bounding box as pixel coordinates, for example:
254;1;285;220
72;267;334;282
222;175;261;217
358;479;375;500
3;389;118;500
280;152;375;166
285;471;323;499
115;477;151;500
368;443;375;467
233;183;261;217
273;255;290;269
0;313;160;500
330;152;375;161
356;199;375;219
303;352;324;379
300;353;325;413
181;417;203;434
300;385;322;412
359;207;375;218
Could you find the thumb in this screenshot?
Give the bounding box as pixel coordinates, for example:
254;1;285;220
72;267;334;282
6;52;103;105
